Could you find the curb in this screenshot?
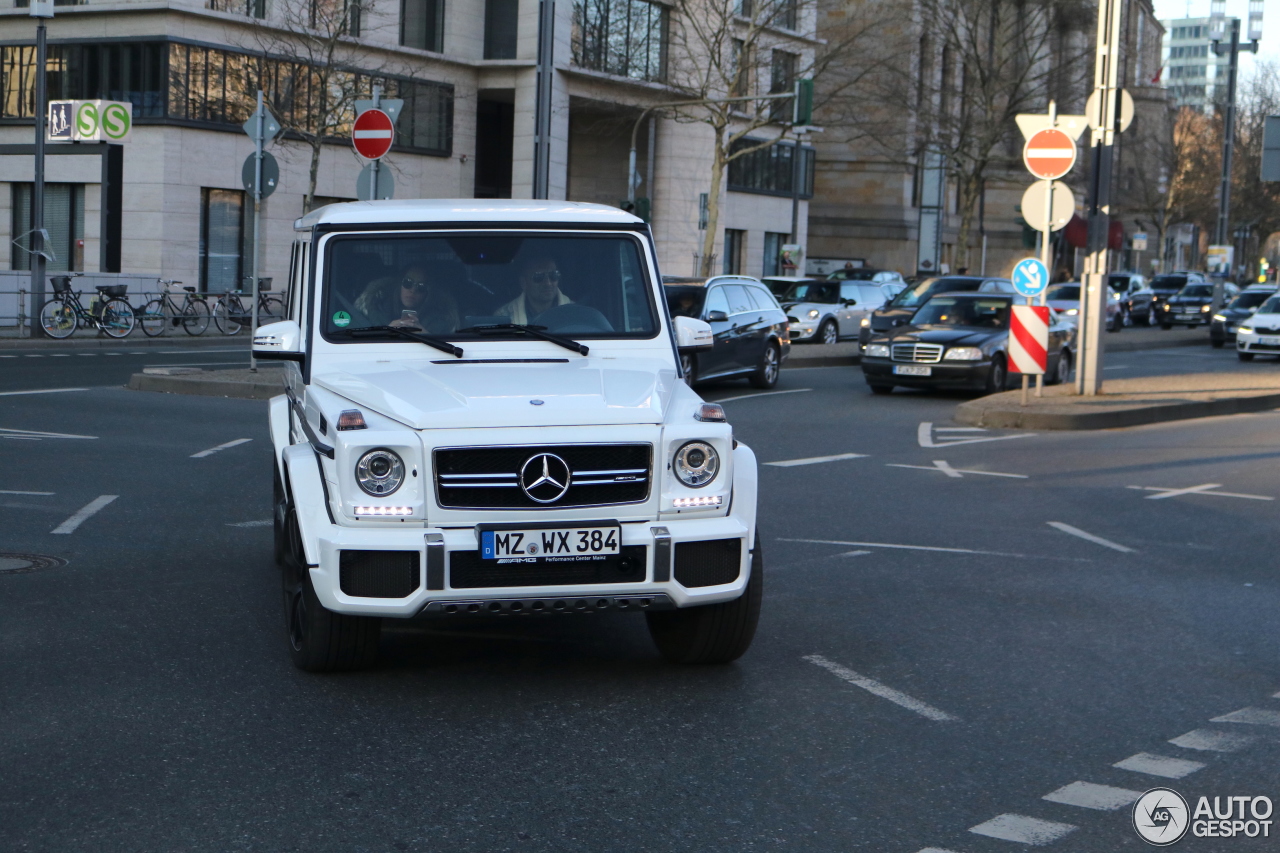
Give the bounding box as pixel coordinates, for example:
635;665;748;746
955;391;1280;431
1;334;252;350
127;372;282;400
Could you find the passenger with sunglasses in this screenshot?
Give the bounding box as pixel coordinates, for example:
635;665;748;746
354;263;459;333
495;255;572;325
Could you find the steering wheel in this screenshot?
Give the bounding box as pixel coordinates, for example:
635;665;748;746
536;303;613;333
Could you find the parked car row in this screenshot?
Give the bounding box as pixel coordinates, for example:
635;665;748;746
1211;285;1277;347
664;275;791;388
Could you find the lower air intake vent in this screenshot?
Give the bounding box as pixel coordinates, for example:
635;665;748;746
340;550;421;598
449;546;647;588
674;538;742;588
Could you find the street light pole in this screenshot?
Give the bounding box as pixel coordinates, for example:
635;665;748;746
29;0;52;337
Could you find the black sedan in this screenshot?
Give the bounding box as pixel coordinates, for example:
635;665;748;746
1157;281;1240;328
858;275;1016;346
664;276;791;389
1209;287;1277;347
861;293;1074;395
1148;271;1207;317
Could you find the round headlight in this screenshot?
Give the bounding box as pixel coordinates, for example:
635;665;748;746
673;441;719;488
807;309;820;319
356;448;405;496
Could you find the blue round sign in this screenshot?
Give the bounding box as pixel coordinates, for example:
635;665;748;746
1012;258;1049;298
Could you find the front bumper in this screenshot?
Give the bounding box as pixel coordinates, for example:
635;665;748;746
1236;333;1280;355
861;358;989;389
1210;319;1238;342
1159;305;1211;325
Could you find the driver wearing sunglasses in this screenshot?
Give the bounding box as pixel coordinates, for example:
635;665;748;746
496;255;572;325
354;263;459;333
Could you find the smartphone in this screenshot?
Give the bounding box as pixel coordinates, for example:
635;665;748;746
401;310;420;327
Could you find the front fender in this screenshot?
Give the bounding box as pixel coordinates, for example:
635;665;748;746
731;442;758;546
281;443;330;567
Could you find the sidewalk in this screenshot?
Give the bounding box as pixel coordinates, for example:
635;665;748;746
956;370;1280;430
0;329;253;349
127;366;284;400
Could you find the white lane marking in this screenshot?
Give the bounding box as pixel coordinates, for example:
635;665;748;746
1169;728;1257;753
51;495;118;534
934;427;986;432
0;489;55;496
0;436;40;441
915;849;963;853
191;438;253;458
226;519;272;528
105;352;121;356
1211;707;1280;727
710;388;812;404
1113;753;1206;779
24;354;44;358
1047;522;1134;553
1128;484;1274;501
0;354;15;358
968;814;1076;845
803;654;957;721
780;536;1026;557
0;387;90;397
765;452;868;467
1274;691;1280;699
837;550;872;558
1042;781;1142;811
887;461;1028;479
49;353;70;357
0;427;97;440
918;421;1036;448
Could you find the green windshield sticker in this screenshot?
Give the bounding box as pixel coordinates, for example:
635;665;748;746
332;310;351;328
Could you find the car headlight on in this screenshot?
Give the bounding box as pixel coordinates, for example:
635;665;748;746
1201;304;1212;312
865;343;890;358
860;317;871;327
807;309;820;319
673;441;719;488
943;347;984;361
355;448;405;496
1065;308;1078;316
1238;326;1255;335
1213;314;1227;321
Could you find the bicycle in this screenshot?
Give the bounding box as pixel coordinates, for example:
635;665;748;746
212;279;285;335
137;280;211;337
38;274;136;339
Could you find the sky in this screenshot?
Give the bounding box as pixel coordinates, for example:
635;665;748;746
1151;0;1279;79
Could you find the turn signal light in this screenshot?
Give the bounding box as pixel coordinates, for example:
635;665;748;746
672;495;723;508
694;403;727;422
353;506;413;517
337;410;367;430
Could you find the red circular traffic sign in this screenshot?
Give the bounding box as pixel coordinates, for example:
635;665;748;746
352;109;394;160
1023;128;1076;180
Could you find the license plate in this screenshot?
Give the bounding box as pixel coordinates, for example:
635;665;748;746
478;523;621;561
894;364;932;376
1261;336;1280;346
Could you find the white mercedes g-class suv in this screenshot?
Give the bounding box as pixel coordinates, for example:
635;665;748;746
255;200;762;671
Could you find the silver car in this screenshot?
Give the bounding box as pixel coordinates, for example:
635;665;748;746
769;277;899;344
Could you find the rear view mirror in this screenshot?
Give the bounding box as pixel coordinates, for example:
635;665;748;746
253;319;304;362
706;310;729;323
674;316;714;351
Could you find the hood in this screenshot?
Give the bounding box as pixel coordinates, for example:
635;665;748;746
870;306;915;329
313;357;677;430
1169;295;1213;305
1244;312;1280;331
880;325;1002;346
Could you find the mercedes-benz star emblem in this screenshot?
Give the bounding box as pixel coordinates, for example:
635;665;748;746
520;453;571;504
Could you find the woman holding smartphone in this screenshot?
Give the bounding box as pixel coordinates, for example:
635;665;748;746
355;263;459;334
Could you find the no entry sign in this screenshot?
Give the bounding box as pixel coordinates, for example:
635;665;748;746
353;108;394;160
1023;128;1076;180
1009;305;1049;375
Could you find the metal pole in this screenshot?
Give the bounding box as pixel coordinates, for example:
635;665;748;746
789;132;803;244
250;90;263;372
1215;18;1239;248
370;84;381;200
30;14;48;337
532;0;555;199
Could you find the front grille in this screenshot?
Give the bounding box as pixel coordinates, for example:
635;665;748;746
1255;326;1280;334
891;343;943;363
448;546;647;588
674;538;742;588
339;550;421;598
435;444;652;509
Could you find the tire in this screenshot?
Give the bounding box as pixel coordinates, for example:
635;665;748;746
985;353;1008;395
1238;351;1255;362
749;343;780;389
273;458;288;567
181;299;211;336
1049;348;1071;385
139;299;166;337
819;319;838;345
281;501;381;672
1107;311;1122;333
213;296;242;336
100;298;135;338
38;298;76;339
868;383;894;395
646;534;763;665
1211;338;1225;349
680;352;697;386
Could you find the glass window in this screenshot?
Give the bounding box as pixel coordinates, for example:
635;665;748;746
704;286;730;317
891;276;982;309
769;50;797;121
762;232;785;277
200;188;250;293
571;0;668;83
1180;284;1213;297
321;233;658;340
859;285;886;307
913;297;1010;328
1151;275;1187;290
722;284;754;314
11;183;84;271
723;228;745;275
402;0;445;51
484;0;519;58
1231;291;1273;311
747;285;778;310
665;285;705;318
838;283;860;302
727;138;814;198
1045;284;1081;301
782;281;838;303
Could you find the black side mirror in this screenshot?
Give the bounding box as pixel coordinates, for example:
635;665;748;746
706;310;729;322
841;298;857;306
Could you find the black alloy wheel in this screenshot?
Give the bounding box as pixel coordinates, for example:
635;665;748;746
985;353;1008;395
749;343;780;389
1049;348;1071;385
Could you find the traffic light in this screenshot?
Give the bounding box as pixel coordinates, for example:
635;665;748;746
793;79;814;126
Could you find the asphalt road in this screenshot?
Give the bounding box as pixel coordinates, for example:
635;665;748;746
3;348;1279;852
0;342;253;393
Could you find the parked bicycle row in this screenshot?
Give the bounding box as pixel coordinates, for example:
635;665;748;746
37;275;284;339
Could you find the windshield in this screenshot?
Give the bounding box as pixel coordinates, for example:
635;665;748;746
912;297;1010;328
1046;284;1081;302
1230;291;1274;311
1179;284;1213;298
890;277;981;309
1258;295;1280;314
828;269;876;281
1151;275;1187;291
320;233;657;341
1108;276;1131;292
783;282;839;303
665;286;706;318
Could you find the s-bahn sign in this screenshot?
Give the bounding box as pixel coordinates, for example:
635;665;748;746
48;100;133;143
1023;128;1076;180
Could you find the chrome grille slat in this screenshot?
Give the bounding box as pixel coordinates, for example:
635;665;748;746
891;343;943;364
434;443;653;509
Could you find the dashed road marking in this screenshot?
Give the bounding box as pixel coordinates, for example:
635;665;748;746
1169;728;1257;753
226;519;272;528
711;388;812;404
1128;483;1274;501
49;353;70;357
0;489;54;496
1042;781;1142;811
837;550;872;558
0;427;97;441
1210;707;1280;727
765;452;867;467
0;387;90;397
1113;753;1205;779
1047;521;1134;553
918;421;1036;448
803;654;957;722
51;495;118;534
888;460;1027;479
191;438;253;458
969;814;1076;845
915;849;962;853
780;536;1025;557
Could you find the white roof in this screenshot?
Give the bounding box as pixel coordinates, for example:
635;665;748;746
294;199;642;231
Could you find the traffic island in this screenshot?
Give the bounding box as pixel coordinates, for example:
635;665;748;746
127;366;285;400
955;371;1280;430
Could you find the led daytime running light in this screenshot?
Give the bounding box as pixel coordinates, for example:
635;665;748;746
672;495;722;508
354;506;413;516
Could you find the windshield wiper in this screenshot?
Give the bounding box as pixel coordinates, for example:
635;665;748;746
331;325;463;357
453;323;589;356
